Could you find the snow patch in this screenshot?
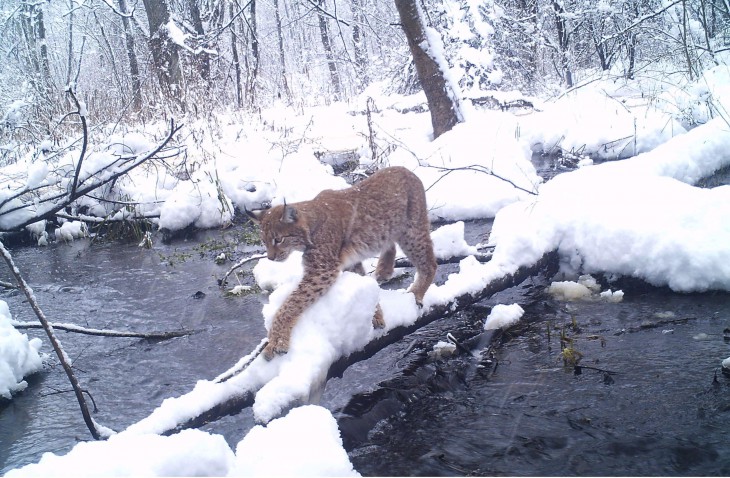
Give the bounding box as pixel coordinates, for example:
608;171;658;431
483;303;524;330
0;300;43;400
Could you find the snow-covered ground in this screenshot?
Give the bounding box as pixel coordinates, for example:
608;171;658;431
3;65;730;476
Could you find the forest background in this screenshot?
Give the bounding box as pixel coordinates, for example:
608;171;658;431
2;0;727;159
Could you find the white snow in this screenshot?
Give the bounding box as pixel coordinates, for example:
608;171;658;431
54;221;88;242
230;405;359;477
4;429;235;477
484;303;524;330
0;300;43;399
4;64;730;477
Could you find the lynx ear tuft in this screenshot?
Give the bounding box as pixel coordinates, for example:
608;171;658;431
281;203;298;224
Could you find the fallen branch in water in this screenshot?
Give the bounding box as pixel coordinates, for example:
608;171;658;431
11;321;195;340
218;253;267;287
0;239;106;440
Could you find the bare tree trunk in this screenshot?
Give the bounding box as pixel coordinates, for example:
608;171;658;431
188;0;211;82
21;2;53;101
117;0;143;112
247;0;259;106
394;0;460;139
273;0;291;101
141;0;184;103
552;0;573;87
317;0;342;101
230;4;243;108
66;0;75;86
35;5;52;93
351;0;368;92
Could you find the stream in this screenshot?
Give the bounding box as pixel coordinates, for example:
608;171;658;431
1;159;730;475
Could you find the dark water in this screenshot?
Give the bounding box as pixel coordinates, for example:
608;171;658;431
0;230;266;473
338;281;730;476
1;222;730;476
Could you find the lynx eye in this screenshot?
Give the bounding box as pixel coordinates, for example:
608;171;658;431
272;236;283;246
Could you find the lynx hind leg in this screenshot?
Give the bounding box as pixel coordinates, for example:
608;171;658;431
399;229;437;306
375;244;397;282
372;303;385;329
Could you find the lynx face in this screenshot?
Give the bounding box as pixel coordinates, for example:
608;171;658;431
251;205;313;262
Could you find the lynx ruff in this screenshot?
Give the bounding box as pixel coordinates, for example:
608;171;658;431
247;166;437;361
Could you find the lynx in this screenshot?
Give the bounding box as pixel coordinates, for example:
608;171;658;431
247;166;437;361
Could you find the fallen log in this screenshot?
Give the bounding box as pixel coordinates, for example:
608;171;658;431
154;250;558;435
11;321;196;339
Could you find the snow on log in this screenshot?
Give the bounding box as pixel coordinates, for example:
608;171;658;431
121;249;556;438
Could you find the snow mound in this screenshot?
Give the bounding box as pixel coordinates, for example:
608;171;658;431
548;276;624;302
230;405;359;477
4;429;234;477
54;221;88;242
0;300;43;400
431;221;478;259
490;118;730;292
484;303;524;330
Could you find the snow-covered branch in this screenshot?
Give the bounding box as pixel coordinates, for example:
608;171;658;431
0;119;182;234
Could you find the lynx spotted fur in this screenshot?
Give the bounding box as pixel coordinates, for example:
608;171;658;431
247;166;437;360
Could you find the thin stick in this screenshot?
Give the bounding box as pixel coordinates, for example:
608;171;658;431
0;239;104;439
214;338;268;383
66;88;89;202
11;321;195;339
218;253;266;286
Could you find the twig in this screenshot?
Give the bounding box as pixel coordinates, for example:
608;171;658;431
394;251;492;268
0;279;17;289
66;87;88;202
41;387;100;412
11;321;195;339
213;337;268;383
218;253;267;286
0;239;105;440
425;164;539;196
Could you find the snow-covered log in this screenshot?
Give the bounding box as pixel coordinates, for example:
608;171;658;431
124;250;556;437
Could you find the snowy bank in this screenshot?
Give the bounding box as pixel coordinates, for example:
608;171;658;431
0;300;43;399
489;117;730;292
6;405;357;477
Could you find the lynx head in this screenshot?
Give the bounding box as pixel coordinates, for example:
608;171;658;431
246;202;313;262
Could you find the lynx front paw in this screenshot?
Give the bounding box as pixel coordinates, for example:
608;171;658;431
263;336;290;361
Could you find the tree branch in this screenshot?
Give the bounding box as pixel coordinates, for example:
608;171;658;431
0;119;182;233
0;239;105;440
66;87;89;202
11;321;196;339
